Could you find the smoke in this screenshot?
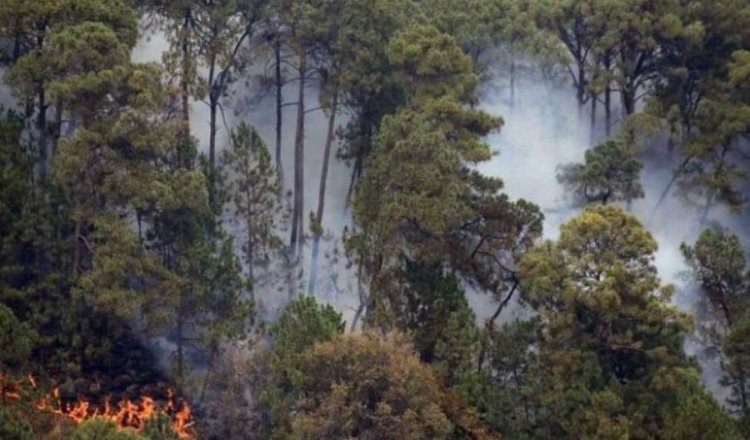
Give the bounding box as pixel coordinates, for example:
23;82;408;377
477;61;750;403
133;25;360;325
130;22;750;403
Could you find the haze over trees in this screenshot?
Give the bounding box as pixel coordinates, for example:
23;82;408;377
0;0;748;438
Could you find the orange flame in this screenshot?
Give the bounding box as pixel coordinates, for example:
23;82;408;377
4;374;195;438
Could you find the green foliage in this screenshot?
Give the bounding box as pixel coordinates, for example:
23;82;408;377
399;262;479;386
557;139;644;205
350;23;543;330
0;303;34;370
270;295;345;362
141;414;180;440
221;123;285;286
0;407;35;440
519;205;697;438
683;228;750;413
682;228;748;326
249;295;345;439
288;332;454;440
663;391;743;440
71;418;147;440
459;318;544;439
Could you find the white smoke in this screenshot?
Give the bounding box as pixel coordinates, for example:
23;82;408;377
478;60;750;403
132;24;750;403
133;24;360;325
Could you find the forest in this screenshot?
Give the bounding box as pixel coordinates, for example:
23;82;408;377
0;0;749;438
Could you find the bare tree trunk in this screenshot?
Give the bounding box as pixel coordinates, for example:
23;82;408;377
37;86;47;181
289;49;306;259
576;62;586;118
72;219;82;278
477;280;518;373
274;39;283;176
509;47;516;112
590;92;597;142
52;99;63;156
208;55;219;206
180;10;192;144
247;219;255;302
700;191;715;225
308;88;338;295
621;84;636;116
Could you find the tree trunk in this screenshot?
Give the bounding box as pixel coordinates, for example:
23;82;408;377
208;70;219;206
180;10;192;143
700;191;715;225
576;62;586;110
477;280;518;372
274;39;283;176
37;86;47;181
247;219;255;302
307;88;338;294
590;92;597;142
621;85;636;116
289;48;306;259
509;47;516;112
52;99;63;157
72;219;82;278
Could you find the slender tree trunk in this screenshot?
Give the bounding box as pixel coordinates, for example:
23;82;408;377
621;84;636;116
247;220;255;302
477;280;518;372
603;54;612;136
208;66;220;206
289;49;306;259
509;47;516;112
180;11;192;143
274;39;283;176
576;62;586;114
37;86;47;181
350;262;366;332
52;99;63;156
307;88;338;294
590;93;597;142
72;219;82;278
700;191;715;225
11;23;21;62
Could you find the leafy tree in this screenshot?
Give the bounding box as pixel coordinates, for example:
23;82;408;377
398;262;479;387
649;0;749;142
519;205;697;438
288;332;454;440
270;295;345;362
0;303;33;372
2;0;138;179
683;228;750;413
142;414;180;440
682;228;749;328
557;139;644;205
71;419;147;440
221;123;284;298
351;24;543;328
536;0;607;110
0;407;34;440
249;295;345;439
460;318;545;439
726;310;750;418
663;390;743;440
156;0;270;201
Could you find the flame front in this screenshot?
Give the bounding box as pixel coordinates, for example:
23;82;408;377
5;374;195;438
